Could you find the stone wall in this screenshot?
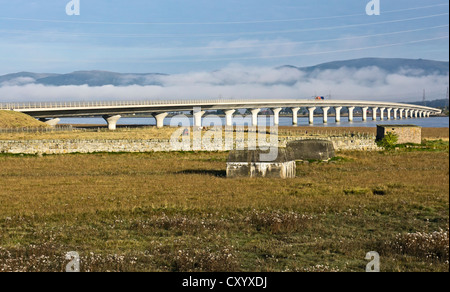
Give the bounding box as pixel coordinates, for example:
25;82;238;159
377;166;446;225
0;136;381;155
376;125;422;144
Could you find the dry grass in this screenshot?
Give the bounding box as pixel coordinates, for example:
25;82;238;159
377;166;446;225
0;148;448;272
0;111;48;129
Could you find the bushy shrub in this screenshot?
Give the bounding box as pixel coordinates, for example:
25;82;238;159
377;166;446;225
377;132;399;150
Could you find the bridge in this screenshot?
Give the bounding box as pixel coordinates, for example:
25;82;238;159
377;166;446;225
0;99;442;130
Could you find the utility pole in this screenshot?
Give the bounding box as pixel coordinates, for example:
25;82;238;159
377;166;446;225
422;89;426;106
446;87;449;110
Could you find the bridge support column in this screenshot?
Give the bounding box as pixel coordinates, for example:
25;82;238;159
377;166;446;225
393;108;398;120
386;108;392;120
334;107;342;123
399;109;404;119
362;107;369;121
380;108;386;120
272;108;283;125
427;112;431;118
348;107;355;122
224;110;235;127
39;118;61;127
372;107;378;121
152;113;168;128
420;111;425;118
193;110;206;128
291;107;300;125
307;107;316;124
414;110;419;119
103;115;121;131
404;109;410;119
322;107;330;124
251;109;261;127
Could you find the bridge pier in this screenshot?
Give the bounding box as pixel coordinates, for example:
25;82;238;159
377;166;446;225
251;109;261;127
193;110;206;128
362;107;369;121
39;118;61;127
307;107;316;124
291;107;300;125
399;109;404;119
348;107;355;122
103;115;121;130
404;109;409;119
386;108;392;120
322;107;330;124
380;108;385;120
152;113;168;128
334;107;342;123
372;107;378;121
393;108;398;120
272;108;282;125
427;112;431;118
224;109;236;127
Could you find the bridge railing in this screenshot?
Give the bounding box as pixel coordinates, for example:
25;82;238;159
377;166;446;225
0;99;440;112
0;99;259;110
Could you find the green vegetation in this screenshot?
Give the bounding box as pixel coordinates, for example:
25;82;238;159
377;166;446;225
0;110;48;129
377;132;399;150
0;149;448;272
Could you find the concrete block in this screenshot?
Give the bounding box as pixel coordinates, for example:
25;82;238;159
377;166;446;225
286;139;336;161
227;149;296;178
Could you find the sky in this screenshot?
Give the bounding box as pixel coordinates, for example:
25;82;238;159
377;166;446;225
0;0;448;74
0;0;448;102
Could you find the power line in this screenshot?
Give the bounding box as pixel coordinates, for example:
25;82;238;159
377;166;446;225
0;13;447;38
2;25;446;52
134;36;450;63
0;3;448;25
5;36;446;64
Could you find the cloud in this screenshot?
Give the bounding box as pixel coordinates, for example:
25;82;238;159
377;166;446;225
0;65;448;103
0;77;36;87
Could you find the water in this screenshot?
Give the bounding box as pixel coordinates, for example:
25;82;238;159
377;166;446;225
59;116;449;128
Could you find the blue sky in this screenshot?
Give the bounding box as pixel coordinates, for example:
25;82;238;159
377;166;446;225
0;0;448;74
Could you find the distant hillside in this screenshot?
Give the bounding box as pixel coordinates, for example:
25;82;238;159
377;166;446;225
406;99;449;109
37;71;167;86
0;71;166;87
0;110;48;128
0;58;448;87
283;58;449;76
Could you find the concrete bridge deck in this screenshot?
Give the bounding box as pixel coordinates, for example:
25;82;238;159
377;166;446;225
0;99;442;130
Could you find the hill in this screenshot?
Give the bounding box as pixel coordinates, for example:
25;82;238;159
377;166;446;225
406;99;449;108
0;110;48;128
0;58;448;87
283;58;449;76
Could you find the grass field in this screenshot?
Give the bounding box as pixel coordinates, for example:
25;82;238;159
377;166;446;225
0;143;448;272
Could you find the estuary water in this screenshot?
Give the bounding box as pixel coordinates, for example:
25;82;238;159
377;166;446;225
59;116;449;128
